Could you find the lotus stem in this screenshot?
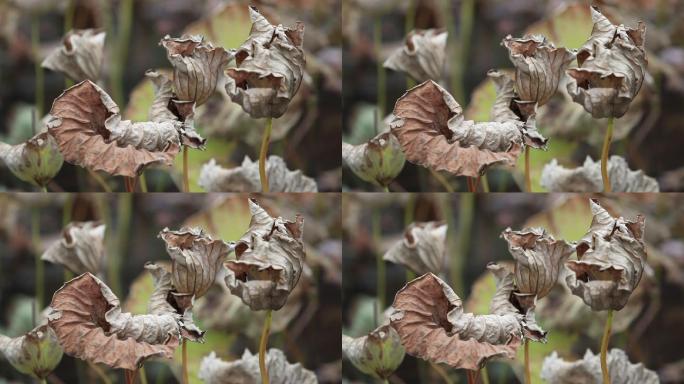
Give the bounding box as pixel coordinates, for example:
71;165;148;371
372;208;385;313
429;169;454;192
32;208;44;310
481;174;490;193
601;309;614;384
88;170;112;192
452;193;474;294
383;186;389;192
64;0;75;88
457;0;475;101
88;362;112;384
41;186;48;193
139;172;148;193
259;118;273;192
405;0;416;89
124;369;137;384
524;146;531;192
430;362;454;384
182;146;190;192
112;0;133;105
374;15;386;117
31;14;44;118
466;369;477;384
481;366;490;384
524;339;531;384
601;117;614;192
40;379;47;384
182;339;188;384
259;310;273;384
467;177;476;192
139;366;148;384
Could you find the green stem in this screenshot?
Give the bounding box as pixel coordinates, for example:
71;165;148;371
524;339;531;384
457;0;475;101
182;339;188;384
31;14;44;118
139;366;148;384
182;146;189;192
429;169;454;192
139;172;148;193
64;0;75;88
259;310;273;384
372;208;385;313
259;118;273;192
430;362;454;384
524;146;531;192
88;169;112;192
451;194;474;294
481;366;490;384
383;186;389;192
112;0;134;105
405;0;417;89
601;117;614;192
32;209;44;310
88;362;112;384
481;174;490;193
374;16;386;117
40;380;47;384
41;186;47;193
601;310;614;384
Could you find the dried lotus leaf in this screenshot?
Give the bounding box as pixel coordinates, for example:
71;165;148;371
199;349;317;384
0;131;63;187
46;80;180;177
384;29;448;82
540;156;659;192
541;349;659;384
42;29;105;82
41;221;106;276
382;221;447;275
390;80;522;177
198;155;317;192
342;131;405;187
0;325;63;379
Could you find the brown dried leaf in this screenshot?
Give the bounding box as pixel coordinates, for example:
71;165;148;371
41;221;106;276
566;7;647;118
0;325;63;379
47;273;180;370
501;227;574;300
541;349;659;384
342;325;405;379
225;6;305;118
224;199;305;310
540;155;659;192
160;35;231;106
383;29;448;82
389;273;521;370
199;155;317;192
566;199;646;311
382;221;447;275
502;34;575;106
342;131;405;187
390;81;522;177
46;80;181;177
42;29;105;82
0;131;63;187
199;349;317;384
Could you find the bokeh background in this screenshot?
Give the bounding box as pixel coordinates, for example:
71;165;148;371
342;193;684;383
0;193;342;383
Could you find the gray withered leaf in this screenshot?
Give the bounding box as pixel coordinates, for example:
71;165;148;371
383;29;448;82
389;273;521;371
199;155;317;193
501;34;575;106
224;199;305;310
160;35;231;107
566;7;647;118
158;227;233;301
342;325;405;380
0;131;63;187
342;131;405;188
42;29;105;82
0;325;63;379
390;80;522;177
566;199;646;311
382;221;447;275
47;273;181;370
199;349;317;384
41;221;106;276
501;227;574;301
225;6;305;118
540;155;659;192
46;80;181;177
541;349;659;384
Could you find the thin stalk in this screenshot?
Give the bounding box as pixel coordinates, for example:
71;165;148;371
41;186;48;193
382;380;389;384
429;169;454;192
466;370;477;384
40;380;46;384
524;146;531;192
601;117;614;192
88;362;112;384
481;366;490;384
124;177;134;192
259;118;273;192
524;339;531;384
182;340;188;384
404;194;417;281
64;0;75;88
374;15;386;116
457;0;475;102
467;177;476;192
430;362;454;384
124;369;137;384
139;366;148;384
405;0;416;89
139;172;148;193
601;310;614;384
31;14;44;118
259;310;273;384
113;194;132;296
481;174;490;193
451;194;474;294
383;186;389;192
112;0;134;105
32;209;44;310
372;208;385;312
182;146;190;192
88;170;112;192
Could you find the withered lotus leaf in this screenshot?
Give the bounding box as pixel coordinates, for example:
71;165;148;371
541;349;659;384
224;199;305;311
225;6;305;118
390;80;522;177
501;227;574;300
383;221;447;275
566;7;647;118
342;325;405;379
540;156;659;192
566;200;646;311
198;155;317;192
42;29;105;82
383;29;448;82
501;34;575;106
159;227;233;300
160;35;231;106
0;325;63;379
199;349;317;384
0;131;63;187
46;80;181;177
41;221;106;276
47;273;181;370
342;131;405;187
389;273;521;370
